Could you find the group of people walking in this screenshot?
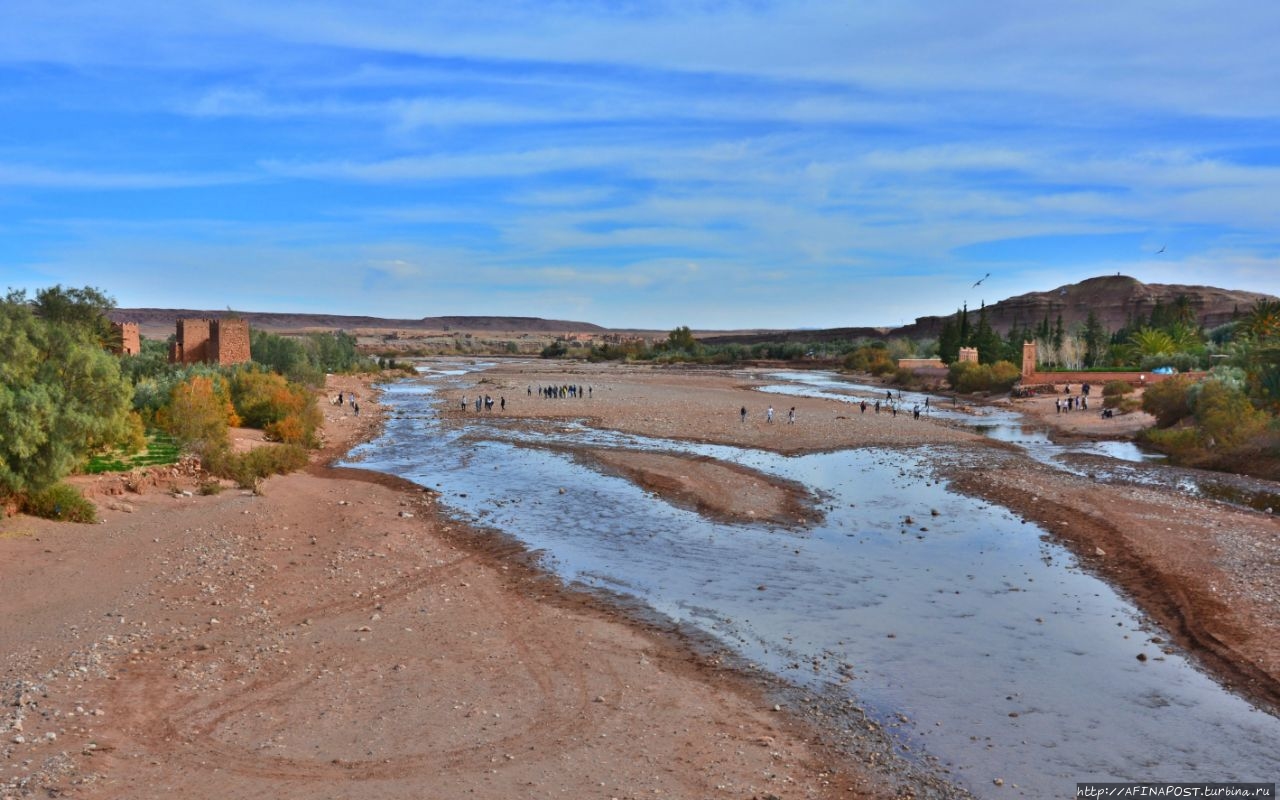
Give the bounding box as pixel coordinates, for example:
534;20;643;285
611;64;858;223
332;390;360;416
461;394;504;412
533;384;590;399
740;405;797;424
1056;382;1091;414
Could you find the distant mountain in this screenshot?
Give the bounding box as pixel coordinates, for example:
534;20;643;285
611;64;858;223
109;308;607;339
893;275;1275;339
701;275;1276;346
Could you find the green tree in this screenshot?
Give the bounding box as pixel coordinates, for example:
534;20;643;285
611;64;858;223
0;293;135;496
31;284;117;346
971;303;1004;364
158;374;238;456
1127;327;1177;361
1082;311;1108;367
665;325;698;353
937;313;961;364
1243;299;1280;342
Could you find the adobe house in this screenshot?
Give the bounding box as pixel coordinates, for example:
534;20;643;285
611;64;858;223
169;318;251;365
109;321;141;356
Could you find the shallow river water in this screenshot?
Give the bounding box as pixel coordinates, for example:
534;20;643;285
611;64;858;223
342;363;1279;798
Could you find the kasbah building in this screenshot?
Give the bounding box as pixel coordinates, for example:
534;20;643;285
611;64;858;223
109;318;251;365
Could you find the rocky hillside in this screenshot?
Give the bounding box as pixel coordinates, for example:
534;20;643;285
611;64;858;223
896;275;1275;339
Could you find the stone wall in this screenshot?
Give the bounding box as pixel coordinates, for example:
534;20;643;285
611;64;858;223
1022;371;1206;388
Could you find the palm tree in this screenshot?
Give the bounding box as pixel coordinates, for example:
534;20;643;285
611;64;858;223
1243;299;1280;342
1127;327;1176;363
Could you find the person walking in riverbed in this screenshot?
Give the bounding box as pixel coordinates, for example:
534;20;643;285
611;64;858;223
740;406;748;423
787;407;795;424
766;406;774;424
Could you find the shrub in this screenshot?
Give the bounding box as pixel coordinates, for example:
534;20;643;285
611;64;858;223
158;375;239;454
198;480;224;496
21;483;96;523
1101;380;1133;397
948;360;1021;393
230;368;322;446
1140;426;1203;461
208;444;310;492
843;345;894;374
1141;375;1195;427
1194;380;1267;450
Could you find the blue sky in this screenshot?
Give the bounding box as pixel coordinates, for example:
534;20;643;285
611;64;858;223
1;1;1278;329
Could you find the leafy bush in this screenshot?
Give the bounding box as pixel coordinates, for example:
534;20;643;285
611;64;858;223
224;444;310;491
540;341;568;358
229;368;322;446
250;329;374;385
1101;380;1133;397
948;360;1021;393
21;483;96;523
1141;375;1195;427
1139;426;1202;460
1194;380;1267;450
158;375;239;454
843;345;894;374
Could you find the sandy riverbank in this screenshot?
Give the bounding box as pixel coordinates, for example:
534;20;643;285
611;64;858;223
0;373;954;799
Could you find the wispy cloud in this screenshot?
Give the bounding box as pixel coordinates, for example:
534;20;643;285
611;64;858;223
1;1;1278;327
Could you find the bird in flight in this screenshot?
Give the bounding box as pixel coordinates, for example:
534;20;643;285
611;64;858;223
1156;245;1166;254
972;273;990;288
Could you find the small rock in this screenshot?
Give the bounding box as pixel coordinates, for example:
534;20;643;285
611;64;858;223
1094;547;1106;557
1136;652;1148;662
12;735;25;744
356;625;372;632
994;778;1004;786
757;585;767;591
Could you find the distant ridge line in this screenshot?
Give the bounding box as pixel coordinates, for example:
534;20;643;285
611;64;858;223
110;308;607;335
